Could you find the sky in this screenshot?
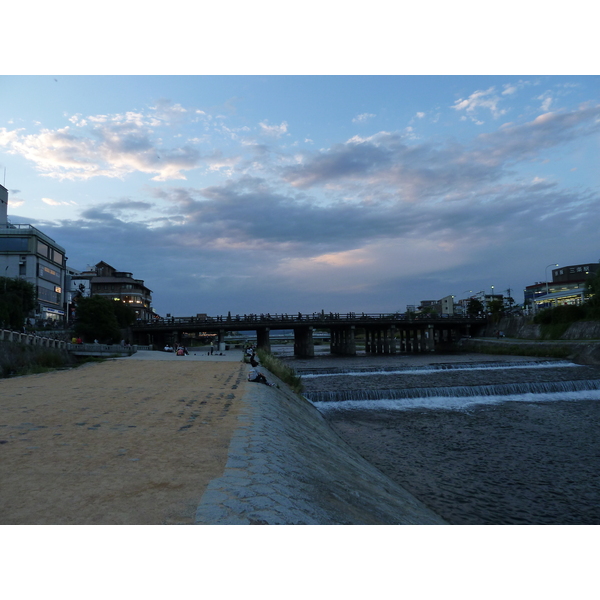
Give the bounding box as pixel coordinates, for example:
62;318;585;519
3;3;598;587
1;8;599;319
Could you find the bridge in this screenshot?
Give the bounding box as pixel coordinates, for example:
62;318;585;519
131;312;484;358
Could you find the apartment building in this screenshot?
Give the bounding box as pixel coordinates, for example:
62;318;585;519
70;261;153;321
0;184;67;324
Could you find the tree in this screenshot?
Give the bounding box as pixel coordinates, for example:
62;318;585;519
487;299;505;323
111;300;137;328
0;277;36;330
466;298;484;317
584;269;600;319
73;296;121;343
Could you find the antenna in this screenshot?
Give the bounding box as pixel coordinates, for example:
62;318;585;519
3;168;5;187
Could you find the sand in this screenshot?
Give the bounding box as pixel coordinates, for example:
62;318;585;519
0;352;248;524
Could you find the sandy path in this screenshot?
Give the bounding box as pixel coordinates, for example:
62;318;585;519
0;356;247;524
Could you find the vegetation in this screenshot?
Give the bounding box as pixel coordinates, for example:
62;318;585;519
0;343;75;378
0;277;36;330
487;299;505;323
111;300;137;328
255;349;303;393
467;297;484;317
72;296;122;343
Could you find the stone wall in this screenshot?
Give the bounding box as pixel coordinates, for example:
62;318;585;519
477;316;600;340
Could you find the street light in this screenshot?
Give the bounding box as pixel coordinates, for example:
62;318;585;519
545;263;559;297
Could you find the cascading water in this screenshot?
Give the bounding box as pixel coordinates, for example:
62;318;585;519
287;354;600;524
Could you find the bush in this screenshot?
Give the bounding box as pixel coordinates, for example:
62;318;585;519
0;343;74;378
534;305;587;325
256;349;303;393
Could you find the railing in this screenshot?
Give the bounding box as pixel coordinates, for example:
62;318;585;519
0;329;68;348
0;330;151;354
135;312;485;327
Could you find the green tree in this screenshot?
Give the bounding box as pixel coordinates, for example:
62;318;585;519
466;298;484;317
111;300;137;328
0;277;36;330
487;299;505;323
584;269;600;319
73;296;121;343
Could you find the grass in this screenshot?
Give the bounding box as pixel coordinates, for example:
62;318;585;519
255;349;303;393
539;322;571;340
0;343;76;378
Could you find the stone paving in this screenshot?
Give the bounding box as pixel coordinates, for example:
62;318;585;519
195;369;447;525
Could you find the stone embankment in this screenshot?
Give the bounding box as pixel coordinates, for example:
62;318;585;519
476;316;600;340
195;370;446;525
460;337;600;366
468;316;600;365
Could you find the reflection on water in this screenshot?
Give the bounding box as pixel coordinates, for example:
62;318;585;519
299;357;600;525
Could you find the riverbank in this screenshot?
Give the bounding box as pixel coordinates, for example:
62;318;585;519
195;366;445;524
0;353;247;524
0;349;444;524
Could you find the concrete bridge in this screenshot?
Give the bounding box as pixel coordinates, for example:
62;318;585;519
132;312;484;358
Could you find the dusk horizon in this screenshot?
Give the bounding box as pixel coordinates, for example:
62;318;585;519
2;74;599;317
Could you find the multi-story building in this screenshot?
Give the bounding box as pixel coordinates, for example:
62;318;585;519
70;261;153;322
524;262;599;311
0;184;67;325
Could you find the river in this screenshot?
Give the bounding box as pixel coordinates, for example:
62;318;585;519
277;349;600;525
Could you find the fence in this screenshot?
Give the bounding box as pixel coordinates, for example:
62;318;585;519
0;329;152;354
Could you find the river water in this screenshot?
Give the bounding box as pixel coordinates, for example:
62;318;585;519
278;350;600;525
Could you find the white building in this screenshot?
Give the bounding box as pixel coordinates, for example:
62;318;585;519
0;184;67;324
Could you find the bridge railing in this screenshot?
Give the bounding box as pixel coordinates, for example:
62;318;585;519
135;312;485;327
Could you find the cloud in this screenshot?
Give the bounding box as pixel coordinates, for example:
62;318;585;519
352;113;376;123
537;91;553;111
452;87;507;120
0;108;217;181
42;197;77;206
258;121;288;137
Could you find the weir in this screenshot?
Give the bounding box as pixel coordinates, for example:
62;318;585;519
306;379;600;403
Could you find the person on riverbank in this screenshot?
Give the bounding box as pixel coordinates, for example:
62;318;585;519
248;368;273;385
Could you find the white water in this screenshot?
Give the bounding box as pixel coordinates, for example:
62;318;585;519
301;360;578;378
312;388;600;413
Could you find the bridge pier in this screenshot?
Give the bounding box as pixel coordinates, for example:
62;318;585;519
294;326;314;358
423;324;435;352
256;327;271;353
330;325;356;356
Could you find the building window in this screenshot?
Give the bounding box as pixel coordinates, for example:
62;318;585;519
38;286;60;305
37;241;49;257
52;249;64;265
0;237;29;251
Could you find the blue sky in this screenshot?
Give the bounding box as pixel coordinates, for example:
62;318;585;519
1;7;599;319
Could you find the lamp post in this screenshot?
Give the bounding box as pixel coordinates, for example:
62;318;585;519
545;263;559;297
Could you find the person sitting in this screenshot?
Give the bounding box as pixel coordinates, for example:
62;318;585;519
176;347;185;356
164;344;173;352
248;367;274;386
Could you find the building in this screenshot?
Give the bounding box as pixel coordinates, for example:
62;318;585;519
418;300;441;314
524;262;599;312
70;261;153;321
439;295;455;316
0;184;67;325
